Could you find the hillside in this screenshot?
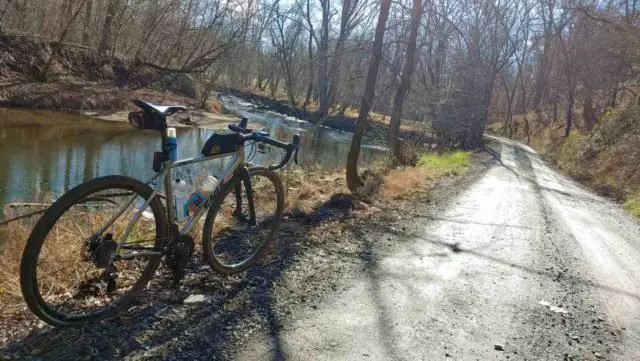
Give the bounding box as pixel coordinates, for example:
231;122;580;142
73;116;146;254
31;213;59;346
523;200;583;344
0;34;199;111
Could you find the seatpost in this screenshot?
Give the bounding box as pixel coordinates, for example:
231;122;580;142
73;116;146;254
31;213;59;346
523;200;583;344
160;126;175;224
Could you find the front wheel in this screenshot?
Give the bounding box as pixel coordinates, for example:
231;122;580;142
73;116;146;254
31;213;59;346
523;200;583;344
202;167;285;275
20;176;168;327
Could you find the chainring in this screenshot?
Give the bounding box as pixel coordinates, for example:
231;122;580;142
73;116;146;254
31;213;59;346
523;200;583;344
166;234;194;285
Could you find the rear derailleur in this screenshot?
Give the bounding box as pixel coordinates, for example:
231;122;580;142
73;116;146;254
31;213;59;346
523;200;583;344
83;232;119;294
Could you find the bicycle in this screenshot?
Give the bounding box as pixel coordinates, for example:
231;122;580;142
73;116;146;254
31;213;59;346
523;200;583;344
19;100;300;327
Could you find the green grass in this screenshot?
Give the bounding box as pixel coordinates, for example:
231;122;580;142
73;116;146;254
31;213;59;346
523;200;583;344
624;193;640;218
417;150;471;175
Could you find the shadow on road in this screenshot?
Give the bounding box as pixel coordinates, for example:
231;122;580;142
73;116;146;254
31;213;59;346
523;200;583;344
487;140;600;205
433;239;640;301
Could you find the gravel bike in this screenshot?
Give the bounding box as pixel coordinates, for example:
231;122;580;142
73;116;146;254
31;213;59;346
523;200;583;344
19;100;300;327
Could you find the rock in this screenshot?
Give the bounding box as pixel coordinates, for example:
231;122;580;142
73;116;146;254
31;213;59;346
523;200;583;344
183;294;210;304
160;293;183;303
494;344;505;351
594;352;604;359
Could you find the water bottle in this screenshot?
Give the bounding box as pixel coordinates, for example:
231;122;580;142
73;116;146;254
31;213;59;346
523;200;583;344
173;178;189;222
165;128;178;161
199;175;220;197
187;176;219;215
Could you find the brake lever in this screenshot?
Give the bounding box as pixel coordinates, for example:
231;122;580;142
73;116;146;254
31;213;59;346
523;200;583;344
293;147;299;165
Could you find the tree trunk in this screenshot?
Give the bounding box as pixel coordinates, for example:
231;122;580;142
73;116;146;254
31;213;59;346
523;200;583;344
533;34;551;109
609;86;618;108
325;0;354;112
315;0;330;116
346;0;391;192
389;0;422;162
582;85;597;131
82;0;93;46
19;0;29;31
565;87;574;137
40;0;87;80
285;69;297;107
98;0;118;54
326;36;347;110
303;17;314;111
524;114;531;144
269;77;280;100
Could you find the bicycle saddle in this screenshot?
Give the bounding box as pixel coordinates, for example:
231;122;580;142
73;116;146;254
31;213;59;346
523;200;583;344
133;100;187;116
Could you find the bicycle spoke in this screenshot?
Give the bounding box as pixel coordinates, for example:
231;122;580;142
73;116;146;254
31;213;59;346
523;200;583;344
27;181;164;324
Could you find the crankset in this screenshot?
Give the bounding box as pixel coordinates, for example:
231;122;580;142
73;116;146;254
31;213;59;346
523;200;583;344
165;226;194;286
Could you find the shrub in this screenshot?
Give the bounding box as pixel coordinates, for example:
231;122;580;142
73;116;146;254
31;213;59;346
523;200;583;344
417;150;471;175
624;192;640;218
591;104;640;149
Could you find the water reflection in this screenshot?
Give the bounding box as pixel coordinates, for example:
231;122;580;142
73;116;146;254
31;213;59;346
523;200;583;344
0;107;386;204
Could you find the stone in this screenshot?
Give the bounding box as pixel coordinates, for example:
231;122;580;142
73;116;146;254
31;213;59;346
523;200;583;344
183;294;210;304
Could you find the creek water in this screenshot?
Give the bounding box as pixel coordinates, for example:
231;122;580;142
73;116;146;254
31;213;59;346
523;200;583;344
0;98;386;205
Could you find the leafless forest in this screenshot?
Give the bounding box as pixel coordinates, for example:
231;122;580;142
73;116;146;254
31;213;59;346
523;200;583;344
1;0;638;153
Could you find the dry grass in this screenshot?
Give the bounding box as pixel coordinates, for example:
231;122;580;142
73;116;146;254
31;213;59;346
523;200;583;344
0;193;158;315
203;97;224;114
381;167;434;199
283;167;349;213
0;222;33;309
1;199;50;311
381;151;471;199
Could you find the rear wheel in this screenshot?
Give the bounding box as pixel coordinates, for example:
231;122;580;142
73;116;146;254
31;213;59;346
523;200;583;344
20;176;168;327
202;167;284;275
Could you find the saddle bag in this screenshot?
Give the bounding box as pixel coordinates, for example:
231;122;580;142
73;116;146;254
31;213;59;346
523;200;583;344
128;111;167;131
201;133;243;156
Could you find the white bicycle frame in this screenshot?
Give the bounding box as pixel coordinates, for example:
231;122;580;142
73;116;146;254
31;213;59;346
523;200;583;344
106;145;246;259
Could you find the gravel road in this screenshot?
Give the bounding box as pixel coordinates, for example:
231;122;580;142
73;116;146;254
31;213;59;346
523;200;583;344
234;137;640;360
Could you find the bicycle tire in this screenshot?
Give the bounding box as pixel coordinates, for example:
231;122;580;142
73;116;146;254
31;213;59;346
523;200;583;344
202;167;285;275
20;175;168;327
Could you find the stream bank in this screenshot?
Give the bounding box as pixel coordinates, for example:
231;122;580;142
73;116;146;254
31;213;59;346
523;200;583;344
225;89;435;145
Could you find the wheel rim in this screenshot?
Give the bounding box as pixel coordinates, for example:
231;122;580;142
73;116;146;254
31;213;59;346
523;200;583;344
32;185;162;321
208;172;281;269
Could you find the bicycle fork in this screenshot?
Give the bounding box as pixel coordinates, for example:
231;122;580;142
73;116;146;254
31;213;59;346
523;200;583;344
233;167;257;227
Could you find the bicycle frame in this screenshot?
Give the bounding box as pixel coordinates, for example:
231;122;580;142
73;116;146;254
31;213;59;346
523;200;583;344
110;138;246;258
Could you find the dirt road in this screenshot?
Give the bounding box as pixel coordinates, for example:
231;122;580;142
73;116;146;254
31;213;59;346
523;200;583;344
235;137;640;360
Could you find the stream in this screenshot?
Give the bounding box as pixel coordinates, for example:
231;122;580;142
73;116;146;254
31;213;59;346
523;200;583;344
0;98;387;205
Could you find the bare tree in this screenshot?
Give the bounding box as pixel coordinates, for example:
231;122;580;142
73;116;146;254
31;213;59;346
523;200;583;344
270;4;305;105
346;0;391;192
389;0;423;162
98;0;118;54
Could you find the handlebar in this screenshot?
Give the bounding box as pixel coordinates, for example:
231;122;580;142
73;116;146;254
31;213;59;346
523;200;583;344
229;117;300;170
